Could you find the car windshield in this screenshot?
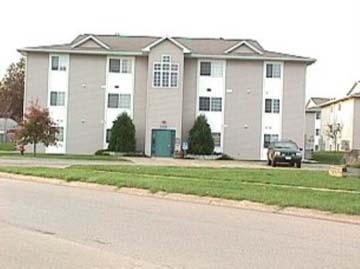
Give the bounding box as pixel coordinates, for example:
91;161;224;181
272;142;298;150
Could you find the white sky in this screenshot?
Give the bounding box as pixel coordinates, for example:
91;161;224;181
0;0;358;99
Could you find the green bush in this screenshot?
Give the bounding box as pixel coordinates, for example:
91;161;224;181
94;149;110;156
312;151;345;165
108;113;136;153
0;143;17;151
188;115;214;155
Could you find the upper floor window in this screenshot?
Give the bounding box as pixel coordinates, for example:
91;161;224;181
109;58;132;74
316;112;321;120
315;128;320;136
200;61;223;77
153;55;179;88
338;103;341;111
266;63;281;78
51;56;67;71
50;91;65;106
199;96;222;112
265;99;280;113
107;93;131;109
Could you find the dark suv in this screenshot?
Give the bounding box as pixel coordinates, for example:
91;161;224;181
267;140;302;168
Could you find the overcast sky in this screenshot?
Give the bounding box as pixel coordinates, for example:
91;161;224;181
0;0;358;99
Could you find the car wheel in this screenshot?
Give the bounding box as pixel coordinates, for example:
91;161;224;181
272;160;277;167
296;161;301;168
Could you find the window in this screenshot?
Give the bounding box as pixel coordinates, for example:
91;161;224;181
211;97;222;112
315;129;320;136
265;99;280;113
316;112;321;120
109;58;132;74
50;91;65;106
51;56;67;71
266;64;281;78
56;127;64;142
162;55;171;62
338;103;341;111
200;61;223;77
106;129;111;143
119;94;131;109
152;56;179;88
121;59;132;73
212;133;221;147
264;134;279;148
108;94;119;108
200;62;211;76
51;56;59;71
109;59;121;73
265;99;272;113
199;97;210;111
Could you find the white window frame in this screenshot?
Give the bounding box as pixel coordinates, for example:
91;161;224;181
51;55;67;71
152;55;179;88
49;91;65;106
108;57;133;74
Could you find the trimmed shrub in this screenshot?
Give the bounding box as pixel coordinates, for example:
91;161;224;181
312;151;345;165
108;113;136;153
188;115;214;155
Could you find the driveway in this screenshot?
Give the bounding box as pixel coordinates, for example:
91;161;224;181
1;176;359;268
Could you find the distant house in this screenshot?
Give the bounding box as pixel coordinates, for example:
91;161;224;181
0;118;18;143
304;97;332;155
319;81;360;151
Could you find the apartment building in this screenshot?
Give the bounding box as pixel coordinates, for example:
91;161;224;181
19;34;315;159
304;97;332;154
319;81;360;151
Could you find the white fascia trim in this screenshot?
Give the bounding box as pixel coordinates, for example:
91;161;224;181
18;48;144;56
142;37;191;53
188;54;316;63
224;41;264;55
71;35;111;50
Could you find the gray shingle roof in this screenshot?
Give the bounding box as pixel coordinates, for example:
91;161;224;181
19;34;316;63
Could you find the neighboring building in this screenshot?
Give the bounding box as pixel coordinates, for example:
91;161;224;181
19;34;315;159
304;97;332;155
319;81;360;151
0;118;18;143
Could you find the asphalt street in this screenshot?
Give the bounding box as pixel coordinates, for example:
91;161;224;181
1;176;359;268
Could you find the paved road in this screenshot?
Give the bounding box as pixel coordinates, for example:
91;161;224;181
1;177;359;268
0;156;331;171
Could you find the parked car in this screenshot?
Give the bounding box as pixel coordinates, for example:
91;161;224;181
267;140;303;168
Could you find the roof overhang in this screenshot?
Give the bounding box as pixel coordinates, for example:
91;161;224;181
70;35;111;50
187;53;316;64
319;95;360;108
142;37;191;53
17;48;144;56
224;40;263;54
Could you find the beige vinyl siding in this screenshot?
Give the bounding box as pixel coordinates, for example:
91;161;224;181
145;40;184;155
352;99;360;149
224;60;263;160
182;58;198;141
67;55;106;154
133;56;148;152
282;62;307;149
24;52;49;153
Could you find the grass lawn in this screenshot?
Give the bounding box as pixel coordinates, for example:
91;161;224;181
0;143;16;151
0;152;128;161
1;165;360;215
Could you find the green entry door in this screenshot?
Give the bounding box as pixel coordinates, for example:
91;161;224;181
151;129;175;157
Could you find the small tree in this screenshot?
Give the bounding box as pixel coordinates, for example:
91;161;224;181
16;102;58;156
108;113;136;153
188;115;214;155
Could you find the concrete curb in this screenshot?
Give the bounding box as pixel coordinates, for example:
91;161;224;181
1;172;360;226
